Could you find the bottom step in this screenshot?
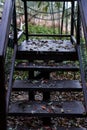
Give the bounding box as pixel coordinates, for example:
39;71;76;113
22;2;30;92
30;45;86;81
9;101;86;117
7;126;87;130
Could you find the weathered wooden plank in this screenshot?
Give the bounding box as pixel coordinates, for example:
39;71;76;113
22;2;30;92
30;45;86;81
15;62;79;71
13;79;82;91
9;101;86;117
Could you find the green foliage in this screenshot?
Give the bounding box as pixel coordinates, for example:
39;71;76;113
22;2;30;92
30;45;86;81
27;23;70;40
28;23;55;34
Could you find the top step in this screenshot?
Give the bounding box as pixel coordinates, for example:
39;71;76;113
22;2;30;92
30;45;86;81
18;40;76;52
16;39;78;61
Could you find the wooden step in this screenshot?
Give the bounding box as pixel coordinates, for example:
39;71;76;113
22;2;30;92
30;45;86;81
16;40;78;61
12;80;82;91
15;62;79;72
18;40;76;52
9;101;86;117
16;50;78;61
7;126;87;130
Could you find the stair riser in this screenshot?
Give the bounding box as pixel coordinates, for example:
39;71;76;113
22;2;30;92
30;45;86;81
8;113;86;118
12;88;82;92
16;52;78;61
15;67;79;72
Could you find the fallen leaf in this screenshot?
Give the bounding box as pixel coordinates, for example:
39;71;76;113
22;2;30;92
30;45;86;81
61;108;64;113
41;105;46;110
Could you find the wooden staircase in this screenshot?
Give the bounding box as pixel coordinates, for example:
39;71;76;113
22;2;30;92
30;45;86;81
0;0;87;130
7;38;87;129
8;39;87;129
7;0;87;129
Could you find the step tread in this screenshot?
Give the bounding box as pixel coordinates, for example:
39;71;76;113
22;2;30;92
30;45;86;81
18;39;76;52
7;126;87;130
15;62;79;71
13;80;82;91
16;40;77;61
9;101;86;117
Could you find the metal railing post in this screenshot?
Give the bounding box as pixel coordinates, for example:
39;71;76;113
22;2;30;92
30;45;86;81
0;57;6;130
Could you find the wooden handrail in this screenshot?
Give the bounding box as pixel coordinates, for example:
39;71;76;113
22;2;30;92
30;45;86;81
80;0;87;31
78;0;87;44
0;0;15;56
0;1;15;129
